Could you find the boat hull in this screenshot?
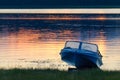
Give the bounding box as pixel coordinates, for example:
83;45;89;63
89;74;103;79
60;48;103;69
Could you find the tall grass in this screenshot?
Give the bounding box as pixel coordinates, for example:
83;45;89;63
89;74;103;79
0;68;120;80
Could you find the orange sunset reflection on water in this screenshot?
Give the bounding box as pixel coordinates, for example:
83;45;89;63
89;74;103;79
0;15;109;21
8;28;66;59
0;28;78;69
97;16;106;21
0;27;106;69
92;30;107;56
0;25;120;70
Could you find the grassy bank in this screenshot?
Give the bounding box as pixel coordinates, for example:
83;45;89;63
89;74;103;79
0;68;120;80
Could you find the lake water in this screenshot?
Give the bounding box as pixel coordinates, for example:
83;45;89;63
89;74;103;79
0;14;120;70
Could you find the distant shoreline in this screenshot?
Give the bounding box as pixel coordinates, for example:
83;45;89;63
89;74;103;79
0;5;120;9
0;6;120;9
0;0;120;9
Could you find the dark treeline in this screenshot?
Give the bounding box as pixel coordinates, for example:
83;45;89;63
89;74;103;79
0;0;120;8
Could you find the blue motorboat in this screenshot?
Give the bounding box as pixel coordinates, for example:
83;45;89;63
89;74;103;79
60;41;103;69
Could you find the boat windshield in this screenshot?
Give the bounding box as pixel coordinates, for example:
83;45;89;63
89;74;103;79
65;41;98;52
81;42;98;52
65;41;80;49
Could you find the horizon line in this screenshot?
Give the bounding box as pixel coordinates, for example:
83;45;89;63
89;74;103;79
0;9;120;14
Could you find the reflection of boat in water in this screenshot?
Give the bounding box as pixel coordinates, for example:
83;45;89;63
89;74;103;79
60;41;103;69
